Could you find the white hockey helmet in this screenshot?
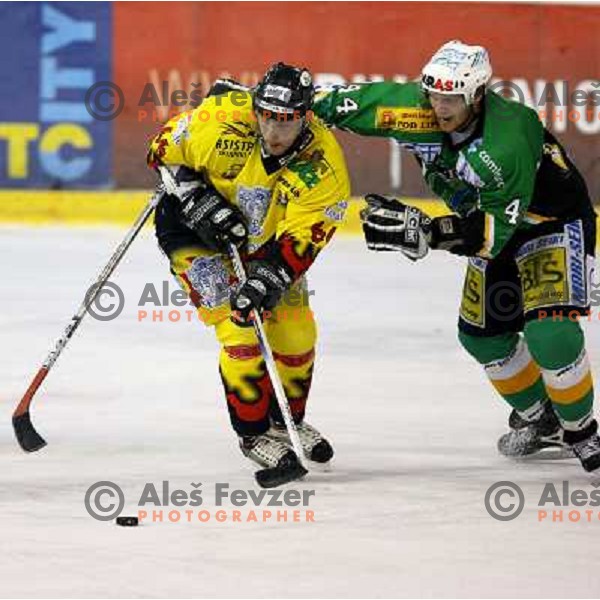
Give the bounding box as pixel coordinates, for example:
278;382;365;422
421;40;492;104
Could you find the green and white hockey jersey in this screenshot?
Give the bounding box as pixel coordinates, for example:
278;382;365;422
314;82;592;259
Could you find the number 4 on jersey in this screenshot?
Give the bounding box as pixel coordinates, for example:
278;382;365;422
505;199;521;225
336;97;358;115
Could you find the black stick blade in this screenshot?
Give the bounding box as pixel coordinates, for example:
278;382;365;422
13;412;47;452
254;451;308;488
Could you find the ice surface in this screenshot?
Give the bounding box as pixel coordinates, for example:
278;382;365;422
1;227;599;598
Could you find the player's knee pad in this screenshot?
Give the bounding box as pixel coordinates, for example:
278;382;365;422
524;317;584;369
458;330;520;365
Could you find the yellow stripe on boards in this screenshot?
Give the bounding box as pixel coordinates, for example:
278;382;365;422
0;192;452;234
1;192;599;246
0;190;151;225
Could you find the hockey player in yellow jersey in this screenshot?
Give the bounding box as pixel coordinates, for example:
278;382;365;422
147;63;350;486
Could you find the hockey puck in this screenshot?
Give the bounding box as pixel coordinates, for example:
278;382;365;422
116;516;138;527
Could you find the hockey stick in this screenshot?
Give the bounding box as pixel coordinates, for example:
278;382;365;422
13;190;164;452
227;242;309;473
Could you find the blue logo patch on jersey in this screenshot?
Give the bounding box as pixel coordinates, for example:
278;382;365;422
186;255;231;309
237;186;272;238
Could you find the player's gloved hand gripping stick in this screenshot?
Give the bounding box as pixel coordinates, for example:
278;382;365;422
13;190;164;452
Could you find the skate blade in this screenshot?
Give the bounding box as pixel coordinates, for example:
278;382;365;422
512;446;575;461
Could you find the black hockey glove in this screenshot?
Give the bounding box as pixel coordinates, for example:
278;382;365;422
361;194;432;260
230;260;293;327
361;194;479;260
180;185;248;252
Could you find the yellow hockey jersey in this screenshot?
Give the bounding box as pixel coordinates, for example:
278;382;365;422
147;91;351;280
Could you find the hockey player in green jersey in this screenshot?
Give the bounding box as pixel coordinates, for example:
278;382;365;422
314;40;600;472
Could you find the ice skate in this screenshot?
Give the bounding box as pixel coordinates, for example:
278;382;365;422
269;420;334;464
239;433;307;488
567;423;600;473
498;402;569;457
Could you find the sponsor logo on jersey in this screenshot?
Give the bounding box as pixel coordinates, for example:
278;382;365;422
220;139;252;151
515;224;588;311
399;142;443;164
516;234;565;259
543;143;569;172
466;139;483;154
222;123;252;138
220;164;244;180
517;243;568;311
288;149;329;189
171;113;192;146
456;152;484;188
215;138;255;154
375;107;439;132
324;200;348;222
565;221;587;306
187;255;231;309
478;150;505;188
470;256;488;271
460;257;487;328
278;177;301;198
237;186;272;239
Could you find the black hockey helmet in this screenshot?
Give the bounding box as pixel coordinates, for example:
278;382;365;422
254;62;315;118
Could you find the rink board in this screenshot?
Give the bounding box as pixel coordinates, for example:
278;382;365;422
0;190;452;233
1;191;598;246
